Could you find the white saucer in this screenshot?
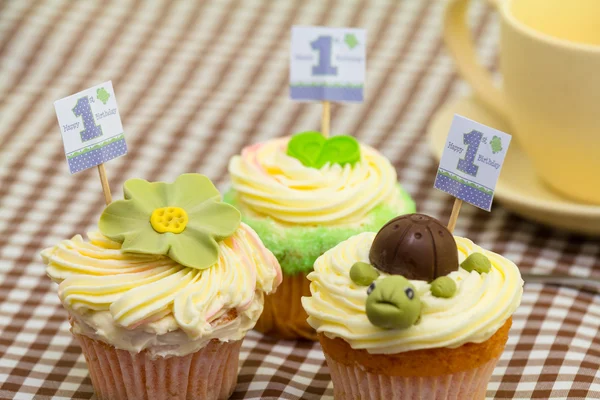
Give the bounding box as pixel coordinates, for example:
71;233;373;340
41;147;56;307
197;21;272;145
427;94;600;235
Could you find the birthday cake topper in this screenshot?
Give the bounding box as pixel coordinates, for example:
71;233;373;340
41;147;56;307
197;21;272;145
290;26;366;103
434;114;511;231
54;81;126;204
290;26;366;138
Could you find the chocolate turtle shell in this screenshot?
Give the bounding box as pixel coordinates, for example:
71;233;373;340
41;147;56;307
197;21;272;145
369;213;458;281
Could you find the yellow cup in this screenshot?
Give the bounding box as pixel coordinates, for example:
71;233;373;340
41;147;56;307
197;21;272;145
444;0;600;204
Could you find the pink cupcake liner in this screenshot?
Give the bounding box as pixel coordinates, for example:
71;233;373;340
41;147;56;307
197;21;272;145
75;333;242;400
324;352;499;400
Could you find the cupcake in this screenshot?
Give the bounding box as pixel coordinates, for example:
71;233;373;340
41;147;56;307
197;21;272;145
302;214;523;399
226;131;416;340
41;174;282;400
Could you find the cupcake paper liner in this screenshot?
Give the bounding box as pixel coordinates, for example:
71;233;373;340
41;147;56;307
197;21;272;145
324;352;499;400
319;319;513;400
254;271;317;340
75;333;242;400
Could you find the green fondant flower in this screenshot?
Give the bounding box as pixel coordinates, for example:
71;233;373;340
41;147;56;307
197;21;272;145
99;174;241;270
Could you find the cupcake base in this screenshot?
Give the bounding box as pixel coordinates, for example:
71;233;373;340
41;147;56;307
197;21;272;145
75;333;242;400
325;354;498;400
253;272;317;341
319;318;512;400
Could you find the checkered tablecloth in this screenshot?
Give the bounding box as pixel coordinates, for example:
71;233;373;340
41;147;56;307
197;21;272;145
1;1;599;399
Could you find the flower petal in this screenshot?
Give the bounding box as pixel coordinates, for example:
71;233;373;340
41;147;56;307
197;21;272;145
167;230;219;270
99;200;150;241
170;174;221;211
123;178;169;213
120;228;171;255
186;201;241;240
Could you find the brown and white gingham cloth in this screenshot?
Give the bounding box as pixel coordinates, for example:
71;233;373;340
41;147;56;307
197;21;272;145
0;1;599;399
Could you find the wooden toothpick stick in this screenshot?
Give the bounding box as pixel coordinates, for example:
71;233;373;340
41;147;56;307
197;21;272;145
321;101;330;137
97;163;112;205
447;198;462;233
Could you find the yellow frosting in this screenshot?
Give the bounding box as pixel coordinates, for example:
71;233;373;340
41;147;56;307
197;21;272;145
302;232;523;354
42;223;282;356
228;137;403;225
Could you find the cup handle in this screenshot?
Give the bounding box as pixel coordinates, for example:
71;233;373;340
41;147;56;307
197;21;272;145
443;0;509;121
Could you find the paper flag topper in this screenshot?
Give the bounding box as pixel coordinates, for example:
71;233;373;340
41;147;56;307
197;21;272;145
54;81;126;174
290;26;366;102
434;115;511;211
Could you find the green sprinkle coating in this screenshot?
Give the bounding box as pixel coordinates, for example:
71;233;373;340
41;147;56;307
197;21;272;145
223;185;416;276
366;276;421;330
350;262;379;286
430;276;457;298
460;252;491;274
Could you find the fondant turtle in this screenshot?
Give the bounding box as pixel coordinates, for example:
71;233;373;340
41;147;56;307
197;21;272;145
349;214;470;330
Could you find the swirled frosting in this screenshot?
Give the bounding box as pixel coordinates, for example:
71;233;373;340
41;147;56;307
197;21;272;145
42;223;282;357
228;137;405;225
302;232;523;354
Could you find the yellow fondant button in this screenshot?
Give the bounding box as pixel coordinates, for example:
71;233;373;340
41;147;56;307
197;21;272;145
150;207;188;234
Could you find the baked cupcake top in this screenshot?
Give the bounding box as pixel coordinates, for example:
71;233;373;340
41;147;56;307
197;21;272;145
228;132;407;226
42;174;282;357
302;214;523;355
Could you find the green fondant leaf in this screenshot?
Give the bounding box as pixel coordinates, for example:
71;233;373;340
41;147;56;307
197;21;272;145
315;135;361;168
287;131;324;167
286;131;361;169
